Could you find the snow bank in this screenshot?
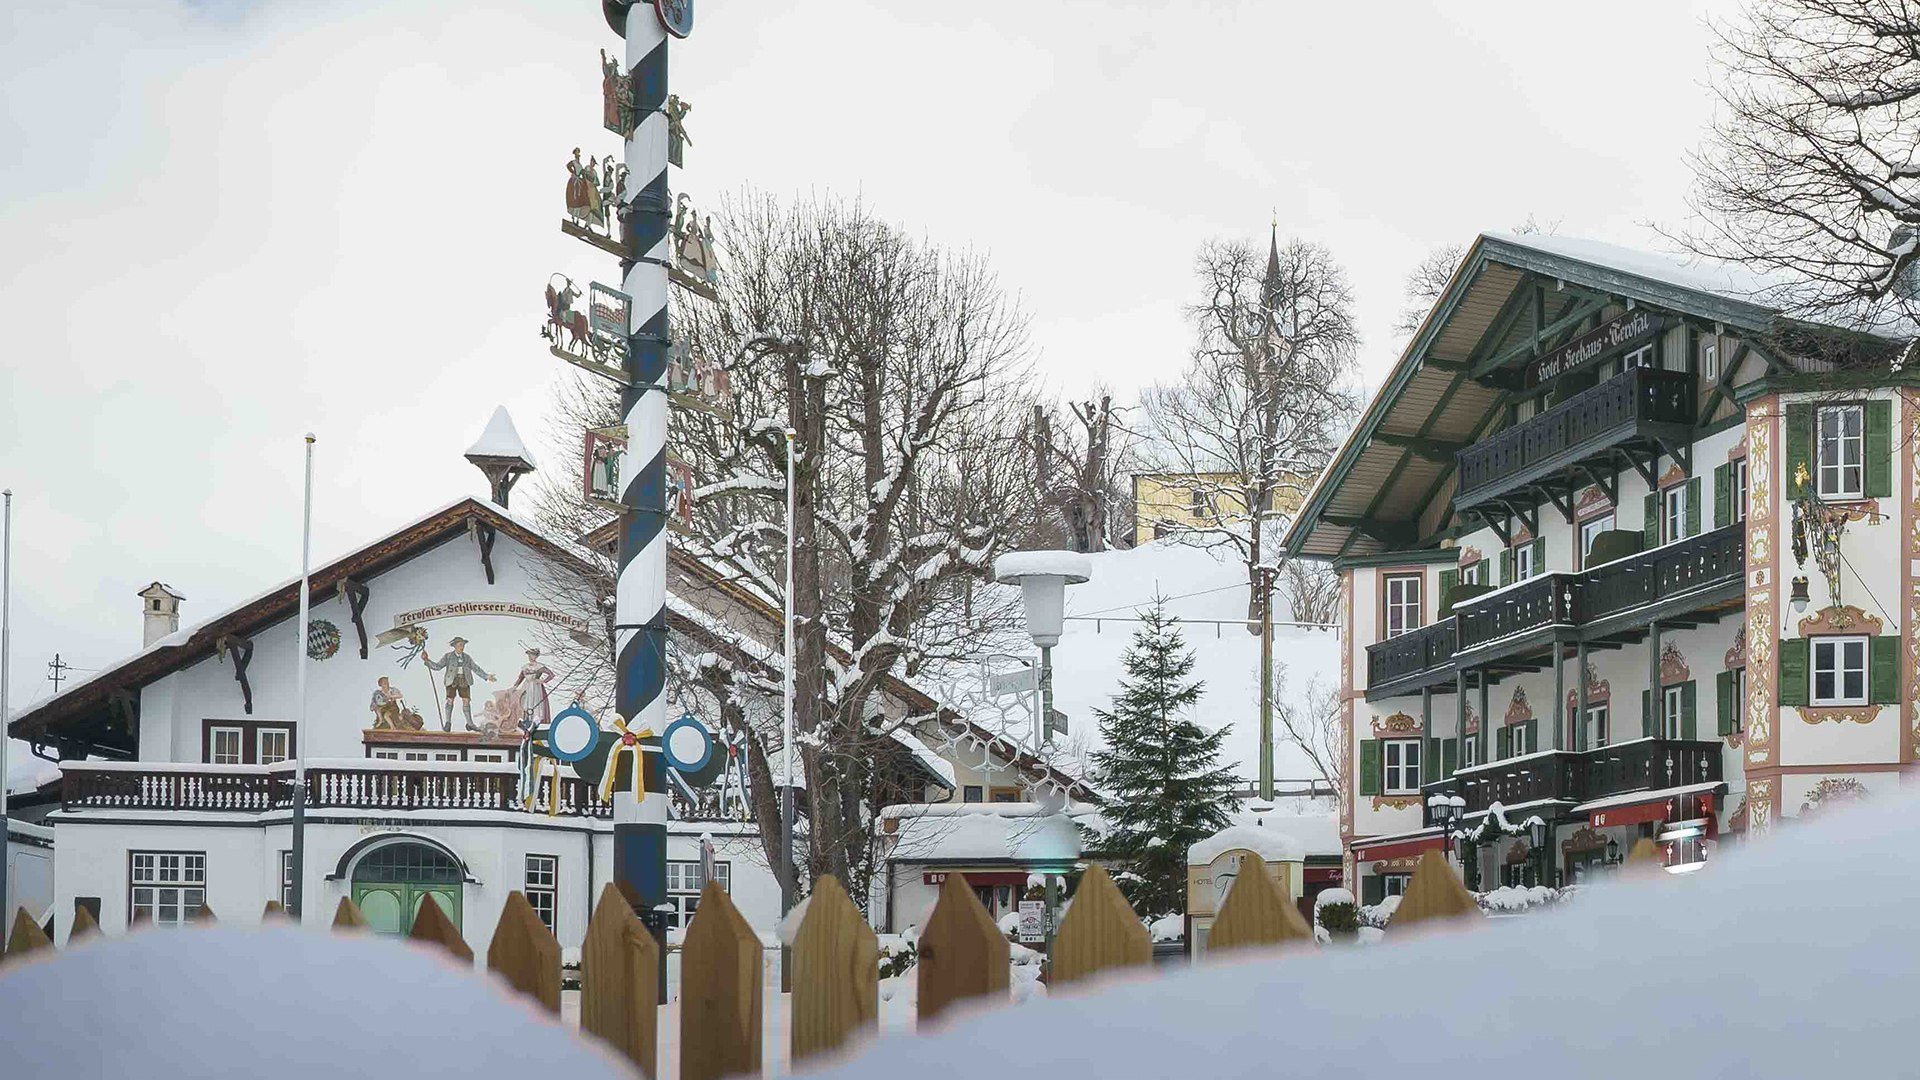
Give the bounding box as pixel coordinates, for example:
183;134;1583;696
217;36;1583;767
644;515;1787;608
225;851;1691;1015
885;807;1081;863
0;926;629;1077
814;789;1918;1080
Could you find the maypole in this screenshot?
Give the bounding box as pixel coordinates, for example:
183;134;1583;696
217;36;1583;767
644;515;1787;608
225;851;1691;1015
601;0;685;946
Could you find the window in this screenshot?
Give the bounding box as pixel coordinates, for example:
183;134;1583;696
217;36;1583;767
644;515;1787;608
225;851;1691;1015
1462;737;1479;769
524;855;558;932
1663;485;1687;544
1382;739;1421;794
1732;458;1749;524
403;752;429;762
989;787;1021;804
1579;514;1616;567
1662;685;1685;739
208;727;243;765
280;850;294;909
1812;636;1869;706
1584;704;1610;749
1512;542;1535;582
1500;862;1540;888
1817;405;1865;499
1188;489;1210;517
1382;874;1410;899
130;851;206;927
371;749;400;761
1512;722;1536;756
1622;344;1656;370
257;728;290;766
471;751;508;764
1702;339;1719;382
1460;562;1481;586
664;859;731;929
431;751;461;762
962;785;984;803
1383;574;1422;639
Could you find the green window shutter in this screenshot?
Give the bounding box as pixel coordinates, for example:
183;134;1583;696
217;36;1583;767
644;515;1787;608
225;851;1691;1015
1437;569;1458;611
1685;477;1702;537
1441;739;1458;778
1713;463;1732;530
1524;718;1539;754
1531;537;1546;573
1641;688;1654;737
1871;634;1901;704
1496;726;1511;760
1785;404;1812;500
1643;492;1659;547
1716;670;1734;736
1425;737;1442;784
1361;875;1386;906
1681;680;1698;740
1498;549;1513;585
1866;399;1893;498
1778;638;1809;706
1358;739;1382;797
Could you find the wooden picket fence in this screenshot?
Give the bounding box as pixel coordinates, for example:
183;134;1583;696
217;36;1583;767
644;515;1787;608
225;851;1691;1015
0;858;1368;1079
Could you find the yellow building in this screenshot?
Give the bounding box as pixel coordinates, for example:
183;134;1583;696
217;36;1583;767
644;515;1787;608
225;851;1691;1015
1132;471;1305;546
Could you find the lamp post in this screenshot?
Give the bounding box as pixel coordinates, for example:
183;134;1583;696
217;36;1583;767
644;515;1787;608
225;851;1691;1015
993;551;1091;749
779;426;796;989
289;436;314;920
1527;817;1550;888
993;549;1089;953
0;489;12;921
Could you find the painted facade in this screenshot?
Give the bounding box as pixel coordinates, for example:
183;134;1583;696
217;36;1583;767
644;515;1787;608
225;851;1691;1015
1131;471;1305;547
1284;233;1917;903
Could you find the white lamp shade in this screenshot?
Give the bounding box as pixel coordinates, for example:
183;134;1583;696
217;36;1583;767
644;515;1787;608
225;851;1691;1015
994;550;1092;649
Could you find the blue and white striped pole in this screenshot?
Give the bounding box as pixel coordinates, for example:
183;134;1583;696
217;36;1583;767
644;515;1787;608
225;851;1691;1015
607;1;671;938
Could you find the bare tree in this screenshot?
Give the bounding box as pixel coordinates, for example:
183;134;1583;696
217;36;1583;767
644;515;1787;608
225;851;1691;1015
1681;0;1920;329
1394;218;1557;340
1271;666;1341;800
1280;559;1339;626
1142;234;1360;623
1028;391;1141;552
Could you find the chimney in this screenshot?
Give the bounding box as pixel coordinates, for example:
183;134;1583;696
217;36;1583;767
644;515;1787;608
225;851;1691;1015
138;582;185;647
464;405;538;509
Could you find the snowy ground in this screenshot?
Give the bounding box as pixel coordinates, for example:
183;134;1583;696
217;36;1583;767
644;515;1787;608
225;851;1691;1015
956;540;1339;790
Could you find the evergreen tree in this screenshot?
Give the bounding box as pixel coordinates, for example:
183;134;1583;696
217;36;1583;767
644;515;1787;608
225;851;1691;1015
1090;600;1242;917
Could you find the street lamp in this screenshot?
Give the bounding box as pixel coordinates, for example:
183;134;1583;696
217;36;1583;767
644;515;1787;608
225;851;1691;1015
994;551;1091;749
1527;817;1549;888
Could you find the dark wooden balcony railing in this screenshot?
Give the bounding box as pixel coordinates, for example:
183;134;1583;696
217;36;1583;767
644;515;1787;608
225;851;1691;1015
1454;751;1584;815
1366;617;1457;688
1581;524;1744;625
1583;738;1722;804
1454;574;1576;653
1456;367;1694;504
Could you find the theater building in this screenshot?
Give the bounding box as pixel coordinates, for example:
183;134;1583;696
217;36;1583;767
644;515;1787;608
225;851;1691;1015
1282;232;1913;902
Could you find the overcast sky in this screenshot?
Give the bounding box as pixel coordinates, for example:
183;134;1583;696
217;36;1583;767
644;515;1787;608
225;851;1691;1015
0;0;1735;714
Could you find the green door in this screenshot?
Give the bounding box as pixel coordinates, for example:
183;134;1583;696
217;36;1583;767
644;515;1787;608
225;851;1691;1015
349;842;464;936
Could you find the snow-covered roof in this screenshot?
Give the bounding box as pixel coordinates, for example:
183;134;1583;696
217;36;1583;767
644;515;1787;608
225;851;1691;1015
464;405;537;467
1485;231;1792;316
818;785;1920;1080
1224;801;1341;858
1188;825;1305;866
884;803;1082;865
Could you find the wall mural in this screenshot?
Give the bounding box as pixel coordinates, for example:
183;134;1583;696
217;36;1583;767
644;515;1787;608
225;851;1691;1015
371;603;593;737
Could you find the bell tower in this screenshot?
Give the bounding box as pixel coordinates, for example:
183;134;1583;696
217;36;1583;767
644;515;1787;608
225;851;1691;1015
464;405;538;508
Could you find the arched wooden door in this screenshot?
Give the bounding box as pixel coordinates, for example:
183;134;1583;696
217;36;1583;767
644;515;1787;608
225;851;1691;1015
349;842;463;935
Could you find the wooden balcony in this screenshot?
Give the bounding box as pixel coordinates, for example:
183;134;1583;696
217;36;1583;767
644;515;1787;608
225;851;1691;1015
1420;738;1722;826
55;759;724;821
1455;367;1694;512
1364;617;1457;697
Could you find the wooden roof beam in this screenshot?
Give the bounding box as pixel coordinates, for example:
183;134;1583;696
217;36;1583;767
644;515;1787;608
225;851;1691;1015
1372;433;1467;463
1322;515;1416;546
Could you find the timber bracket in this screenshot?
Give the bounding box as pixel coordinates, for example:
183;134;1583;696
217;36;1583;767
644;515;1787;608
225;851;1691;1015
217;634;255;714
337;578;373;659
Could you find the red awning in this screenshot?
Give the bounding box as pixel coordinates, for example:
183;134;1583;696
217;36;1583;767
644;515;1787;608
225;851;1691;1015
1591;789;1719;830
1304;867;1343;885
1351;834;1445;862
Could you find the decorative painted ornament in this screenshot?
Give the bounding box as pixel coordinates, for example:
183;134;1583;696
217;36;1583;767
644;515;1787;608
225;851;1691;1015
546;705;603;764
306;620;341;661
663;712;722;786
653;0;693;38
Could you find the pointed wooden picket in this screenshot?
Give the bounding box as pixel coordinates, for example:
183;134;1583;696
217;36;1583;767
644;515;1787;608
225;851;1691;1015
792;875;878;1064
1207;862;1312;955
1622;837;1666;878
1051;863;1150;986
5;907;53;960
680;881;762;1080
332;895;369;930
129;907;152;928
917;872;1008;1023
581;883;658;1078
409;893;474;964
487;891;561;1014
1389;850;1482;930
262;900;287;921
194;903;217;924
69;904;100;942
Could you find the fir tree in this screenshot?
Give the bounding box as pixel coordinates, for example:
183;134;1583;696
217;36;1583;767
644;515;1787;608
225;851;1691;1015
1090;600;1242;918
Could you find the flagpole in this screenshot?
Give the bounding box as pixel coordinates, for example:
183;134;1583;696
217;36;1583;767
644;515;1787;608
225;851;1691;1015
289;436;314;920
0;490;13;923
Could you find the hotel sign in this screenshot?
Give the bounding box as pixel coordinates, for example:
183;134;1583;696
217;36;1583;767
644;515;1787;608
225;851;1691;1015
1524;310;1666;388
